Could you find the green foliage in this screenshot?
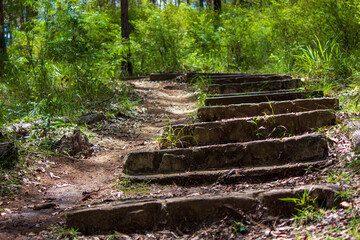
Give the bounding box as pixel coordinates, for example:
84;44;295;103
348;217;360;239
232;220;249;234
280;190;324;225
189;76;212;107
294;36;340;79
49;224;80;240
114;177;151;198
0;169;23;196
155;123;194;149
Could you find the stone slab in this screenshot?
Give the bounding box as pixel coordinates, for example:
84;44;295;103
149;73;183;81
66;184;340;234
198;97;339;122
126;160;331;185
211;77;294;85
210;89;297;97
123;134;328;175
168;109;335;147
205;79;301;94
186;73;291;82
205;90;323;106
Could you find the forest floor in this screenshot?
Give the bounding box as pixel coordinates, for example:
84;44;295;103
0;79;360;239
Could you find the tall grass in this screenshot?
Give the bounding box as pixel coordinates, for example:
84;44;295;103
294;36;340;79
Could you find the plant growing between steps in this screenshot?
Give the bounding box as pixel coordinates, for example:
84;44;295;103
114;177;151;199
189;76;212;108
280;189;325;225
49;224;80;240
155;118;196;149
232;220;249;234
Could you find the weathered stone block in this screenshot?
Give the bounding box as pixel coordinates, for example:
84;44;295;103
198;98;339;122
171;109;335;147
205;90;323;106
158;154;187;173
205;79;301;94
123;134;328;175
66;184;339;234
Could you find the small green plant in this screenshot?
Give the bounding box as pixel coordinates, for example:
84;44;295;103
248;117;265;139
348;153;360;173
107;233;121;240
335;190;354;202
50;224;80;240
0;169;23;197
114;177;151;198
326;170;350;184
280;189;324;225
155;119;195;149
232;220;249;234
348;217;360;239
189;76;212;108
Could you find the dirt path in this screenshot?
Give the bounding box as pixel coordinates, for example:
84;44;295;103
0;79;197;239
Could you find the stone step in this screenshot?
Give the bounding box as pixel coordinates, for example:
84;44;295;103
209;88;297;97
149;73;183;81
205;79;302;94
198;97;338;122
126;159;331;186
205;90;323;106
165;110;335;147
66;184;340;234
123;134;328;175
186;73;291;82
210;77;294;85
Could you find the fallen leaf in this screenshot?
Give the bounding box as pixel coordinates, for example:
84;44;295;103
340;201;351;208
49;172;61;179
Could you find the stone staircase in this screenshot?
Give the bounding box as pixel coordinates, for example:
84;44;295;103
66;73;341;235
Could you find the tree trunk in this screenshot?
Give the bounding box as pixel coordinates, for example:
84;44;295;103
0;0;6;76
214;0;221;12
199;0;204;8
121;0;133;76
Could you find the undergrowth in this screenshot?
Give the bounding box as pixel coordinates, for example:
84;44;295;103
281;190;324;225
114;177;151;199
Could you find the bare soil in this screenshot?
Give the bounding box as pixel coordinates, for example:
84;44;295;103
0;79;359;239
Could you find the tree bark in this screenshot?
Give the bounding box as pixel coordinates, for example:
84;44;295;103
199;0;204;8
214;0;221;12
121;0;133;76
0;0;6;76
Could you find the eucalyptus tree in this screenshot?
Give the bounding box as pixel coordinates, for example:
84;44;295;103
0;0;6;75
121;0;132;75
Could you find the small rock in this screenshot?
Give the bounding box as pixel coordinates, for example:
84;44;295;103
0;142;18;169
340;201;351;208
78;112;106;125
351;130;360;152
54;129;93;158
33;203;57;210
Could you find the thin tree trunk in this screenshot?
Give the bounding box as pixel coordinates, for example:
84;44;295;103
214;0;221;12
0;0;6;76
121;0;132;76
199;0;204;8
